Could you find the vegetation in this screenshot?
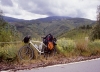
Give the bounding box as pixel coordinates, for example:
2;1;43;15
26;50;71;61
57;38;76;57
0;10;11;42
0;5;100;64
0;44;17;62
0;9;22;62
4;16;95;38
90;5;100;41
58;28;91;40
0;43;22;62
57;38;100;57
0;9;21;43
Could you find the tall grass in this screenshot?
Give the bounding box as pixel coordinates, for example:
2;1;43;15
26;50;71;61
75;39;90;56
57;38;100;57
0;39;100;62
59;29;91;40
0;43;22;62
57;38;76;57
88;40;100;55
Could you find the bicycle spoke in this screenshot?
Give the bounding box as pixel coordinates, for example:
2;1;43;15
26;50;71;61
18;45;34;60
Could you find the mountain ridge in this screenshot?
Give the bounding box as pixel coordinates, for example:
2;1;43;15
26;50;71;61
3;16;96;38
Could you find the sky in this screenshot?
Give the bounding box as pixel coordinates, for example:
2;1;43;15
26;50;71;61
0;0;100;20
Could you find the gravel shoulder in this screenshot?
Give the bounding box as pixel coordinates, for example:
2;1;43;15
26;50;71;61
0;54;100;72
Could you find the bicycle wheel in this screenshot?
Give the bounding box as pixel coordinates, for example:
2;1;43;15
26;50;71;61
18;45;34;60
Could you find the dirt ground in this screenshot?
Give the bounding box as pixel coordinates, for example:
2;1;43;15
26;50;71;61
0;54;100;72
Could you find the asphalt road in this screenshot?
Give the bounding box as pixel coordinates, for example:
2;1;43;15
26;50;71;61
17;58;100;72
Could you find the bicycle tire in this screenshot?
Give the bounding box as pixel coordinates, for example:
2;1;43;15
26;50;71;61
18;45;34;60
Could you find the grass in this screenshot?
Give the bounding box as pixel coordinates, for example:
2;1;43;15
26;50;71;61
74;39;90;56
0;38;100;63
57;37;100;57
59;29;91;40
88;40;100;55
0;43;23;62
57;38;76;57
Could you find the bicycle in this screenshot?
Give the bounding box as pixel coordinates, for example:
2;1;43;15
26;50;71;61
18;36;57;60
18;40;46;60
42;37;57;59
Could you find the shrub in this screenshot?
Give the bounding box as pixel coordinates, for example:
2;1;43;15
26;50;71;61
75;39;91;56
89;6;100;41
0;44;19;62
75;40;88;51
57;38;76;55
88;40;100;55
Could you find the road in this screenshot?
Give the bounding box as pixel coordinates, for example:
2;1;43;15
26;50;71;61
17;58;100;72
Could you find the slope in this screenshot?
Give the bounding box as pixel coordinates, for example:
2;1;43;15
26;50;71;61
4;16;95;38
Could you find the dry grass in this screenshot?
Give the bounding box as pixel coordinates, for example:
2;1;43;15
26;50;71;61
0;39;100;63
0;42;23;62
75;39;89;56
57;38;100;57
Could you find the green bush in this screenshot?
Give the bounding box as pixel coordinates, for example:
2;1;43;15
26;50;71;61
0;44;19;62
75;39;89;55
57;38;100;57
88;40;100;55
57;38;76;53
90;5;100;41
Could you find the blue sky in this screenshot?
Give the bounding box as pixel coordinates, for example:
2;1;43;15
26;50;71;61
0;0;100;20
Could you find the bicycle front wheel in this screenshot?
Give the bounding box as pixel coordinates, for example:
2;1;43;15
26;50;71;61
18;45;34;60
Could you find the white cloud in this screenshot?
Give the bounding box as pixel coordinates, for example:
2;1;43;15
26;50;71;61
0;0;13;6
5;9;48;20
0;0;100;20
0;0;48;20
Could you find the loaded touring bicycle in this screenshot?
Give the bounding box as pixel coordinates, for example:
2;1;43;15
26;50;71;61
18;35;57;60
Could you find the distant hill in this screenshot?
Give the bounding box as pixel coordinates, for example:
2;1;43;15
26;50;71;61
58;28;92;39
31;16;71;22
3;16;96;38
3;16;25;22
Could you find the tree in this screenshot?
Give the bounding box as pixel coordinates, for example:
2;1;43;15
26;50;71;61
0;9;7;29
97;5;100;25
90;5;100;40
0;9;22;43
0;9;11;42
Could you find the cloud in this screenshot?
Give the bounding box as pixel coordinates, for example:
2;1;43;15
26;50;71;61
0;0;48;20
16;0;100;20
5;10;48;20
0;0;13;6
0;0;100;20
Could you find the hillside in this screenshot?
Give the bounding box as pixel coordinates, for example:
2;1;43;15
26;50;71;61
3;16;26;22
58;28;92;39
3;16;95;38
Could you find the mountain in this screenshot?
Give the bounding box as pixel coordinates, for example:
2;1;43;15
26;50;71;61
3;16;71;22
3;16;26;22
3;16;96;38
31;16;71;22
58;28;92;39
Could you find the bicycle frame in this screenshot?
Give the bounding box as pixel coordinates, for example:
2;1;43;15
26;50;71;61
29;40;46;54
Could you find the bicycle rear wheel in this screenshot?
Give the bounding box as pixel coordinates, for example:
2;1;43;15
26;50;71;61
18;45;34;60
